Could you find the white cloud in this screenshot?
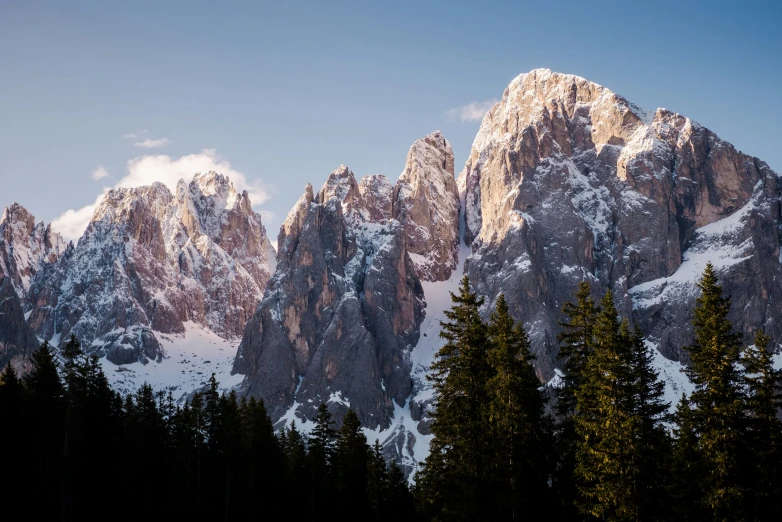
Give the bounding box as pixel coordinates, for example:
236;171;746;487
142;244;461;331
122;133;137;139
133;137;170;149
447;99;499;122
51;149;270;242
51;193;106;242
91;166;108;180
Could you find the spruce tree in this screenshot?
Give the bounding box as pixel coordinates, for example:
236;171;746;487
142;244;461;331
573;290;637;521
486;294;552;519
0;362;27;508
627;324;672;520
386;460;415;520
308;403;336;520
671;395;705;521
240;396;284;515
334;409;371;520
23;342;65;519
282;421;309;520
554;281;598;514
558;281;599;417
683;263;746;520
415;276;493;521
742;330;782;520
366;440;389;522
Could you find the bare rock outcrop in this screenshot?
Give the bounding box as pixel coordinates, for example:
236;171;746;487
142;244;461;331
0;203;66;306
234;165;425;428
233;132;462;428
394;131;460;281
0;277;38;371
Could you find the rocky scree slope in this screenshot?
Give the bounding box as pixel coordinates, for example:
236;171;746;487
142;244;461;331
459;68;781;378
233;131;460;429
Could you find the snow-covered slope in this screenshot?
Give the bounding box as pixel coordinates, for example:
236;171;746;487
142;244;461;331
101;322;243;401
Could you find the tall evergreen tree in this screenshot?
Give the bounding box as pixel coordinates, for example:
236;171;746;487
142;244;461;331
334;409;371;520
308;403;337;520
573;290;637;521
415;276;493;521
742;330;782;520
627;324;672;520
573;292;672;521
558;281;599;417
683;263;746;520
281;421;309;521
366;440;389;522
23;341;65;519
486;294;552;520
240;396;284;516
554;281;599;514
0;362;28;508
672;394;706;522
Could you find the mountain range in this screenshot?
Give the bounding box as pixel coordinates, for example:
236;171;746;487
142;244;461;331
2;68;779;475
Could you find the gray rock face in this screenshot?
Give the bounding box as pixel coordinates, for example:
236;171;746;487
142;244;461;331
458;68;781;377
0;277;37;371
26;172;275;364
0;203;66;307
233;132;462;428
393;131;460;282
234;165;425;428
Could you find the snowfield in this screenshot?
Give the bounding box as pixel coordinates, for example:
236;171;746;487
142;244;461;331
100;321;244;402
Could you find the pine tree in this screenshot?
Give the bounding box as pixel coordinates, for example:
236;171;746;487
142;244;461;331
742;330;782;520
23;342;65;519
558;281;599;417
573;290;637;521
0;362;28;508
281;421;309;521
240;396;284;516
386;460;415;520
486;294;552;519
554;281;599;514
308;403;336;520
334;409;371;520
627;324;672;520
672;395;705;521
415;276;493;521
366;440;389;522
683;263;746;520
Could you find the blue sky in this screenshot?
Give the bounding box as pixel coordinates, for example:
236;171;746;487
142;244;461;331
2;0;781;240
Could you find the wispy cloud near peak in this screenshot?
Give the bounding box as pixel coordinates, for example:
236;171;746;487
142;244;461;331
133;137;170;149
91;166;108;180
447;99;499;122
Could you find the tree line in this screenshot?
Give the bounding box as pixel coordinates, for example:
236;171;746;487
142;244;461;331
414;263;782;521
0;337;413;522
2;262;780;521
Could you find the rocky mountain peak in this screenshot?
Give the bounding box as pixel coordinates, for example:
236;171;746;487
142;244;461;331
24;172;275;370
458;68;780;378
393;130;460;281
0;202;66;305
357;174;393;221
317;165;362;213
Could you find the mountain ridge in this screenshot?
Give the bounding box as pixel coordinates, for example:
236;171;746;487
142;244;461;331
1;69;779;475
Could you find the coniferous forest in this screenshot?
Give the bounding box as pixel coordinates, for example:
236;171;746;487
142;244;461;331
2;262;781;521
